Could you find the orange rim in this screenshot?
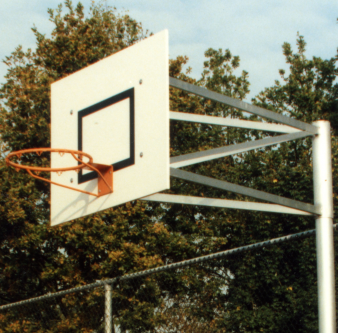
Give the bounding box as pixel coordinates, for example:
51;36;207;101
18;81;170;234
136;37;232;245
5;148;93;172
5;148;113;197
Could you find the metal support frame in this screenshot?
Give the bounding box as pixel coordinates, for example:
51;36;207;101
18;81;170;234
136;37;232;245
313;121;336;333
105;283;112;333
168;78;336;332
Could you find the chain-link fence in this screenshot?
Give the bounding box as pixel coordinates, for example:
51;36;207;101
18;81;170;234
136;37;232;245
1;227;336;333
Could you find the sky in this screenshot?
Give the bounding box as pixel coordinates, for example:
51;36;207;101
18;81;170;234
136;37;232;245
1;0;337;101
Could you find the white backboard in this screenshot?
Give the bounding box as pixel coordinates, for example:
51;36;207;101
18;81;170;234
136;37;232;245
50;30;169;226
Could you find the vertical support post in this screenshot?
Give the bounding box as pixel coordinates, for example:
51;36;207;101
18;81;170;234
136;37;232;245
313;120;336;333
105;283;112;333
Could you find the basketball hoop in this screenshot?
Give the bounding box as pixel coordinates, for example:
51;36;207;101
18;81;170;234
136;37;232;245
5;148;113;197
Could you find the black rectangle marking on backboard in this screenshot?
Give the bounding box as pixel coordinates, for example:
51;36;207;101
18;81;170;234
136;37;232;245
78;88;135;184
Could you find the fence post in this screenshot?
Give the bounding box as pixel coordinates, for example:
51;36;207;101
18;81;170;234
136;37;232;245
313;120;336;333
105;283;112;333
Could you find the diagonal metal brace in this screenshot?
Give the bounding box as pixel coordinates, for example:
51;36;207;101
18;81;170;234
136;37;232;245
170;130;313;168
169;77;319;134
170;168;320;215
142;193;313;216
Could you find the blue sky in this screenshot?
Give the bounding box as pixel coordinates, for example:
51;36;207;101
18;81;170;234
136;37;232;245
1;0;337;101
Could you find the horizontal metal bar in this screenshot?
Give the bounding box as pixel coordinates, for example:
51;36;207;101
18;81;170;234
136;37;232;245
170;130;312;168
170;111;300;133
4;225;335;311
170;168;320;215
142;193;312;216
169;77;319;134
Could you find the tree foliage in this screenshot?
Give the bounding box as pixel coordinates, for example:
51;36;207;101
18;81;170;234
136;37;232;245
1;2;338;332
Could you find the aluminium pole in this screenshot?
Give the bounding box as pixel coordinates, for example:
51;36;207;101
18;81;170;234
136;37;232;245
313;120;336;333
105;283;112;333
